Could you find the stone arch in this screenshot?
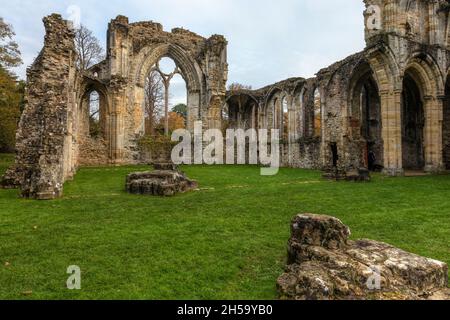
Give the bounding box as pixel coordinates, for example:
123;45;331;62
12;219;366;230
225;93;259;129
292;83;306;139
264;87;284;130
79;78;111;139
404;53;444;96
365;46;404;175
402;53;444;171
366;46;399;92
132;43;203;131
301;81;319;138
77;78;111;165
347;61;383;170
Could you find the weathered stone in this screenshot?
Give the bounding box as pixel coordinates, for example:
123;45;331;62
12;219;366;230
5;2;450;199
1;14;80;199
278;213;450;300
126;168;197;197
1;13;227;199
289;214;350;251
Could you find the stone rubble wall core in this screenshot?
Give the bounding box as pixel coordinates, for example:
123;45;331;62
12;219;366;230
277;214;450;300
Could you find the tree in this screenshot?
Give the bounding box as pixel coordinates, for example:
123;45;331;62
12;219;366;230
88;91;101;137
158;112;185;133
0;17;22;69
0;18;22;152
74;25;104;71
172;103;187;119
0;66;22;152
144;70;164;136
228;83;252;92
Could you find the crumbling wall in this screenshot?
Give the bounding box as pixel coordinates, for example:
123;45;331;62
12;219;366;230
105;16;228;164
2;14;80;199
278;213;450;300
223;1;450;174
77;138;109;166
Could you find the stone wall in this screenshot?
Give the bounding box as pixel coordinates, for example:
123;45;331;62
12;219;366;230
93;16;228;164
4;1;450;199
77;137;109;166
226;0;450;174
2;14;80;199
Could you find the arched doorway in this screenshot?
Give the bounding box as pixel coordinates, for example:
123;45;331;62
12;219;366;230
78;81;111;165
225;93;258;130
80;85;109;140
402;71;425;170
349;66;383;171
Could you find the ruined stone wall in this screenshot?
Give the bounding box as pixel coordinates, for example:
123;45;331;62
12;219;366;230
5;1;450;199
225;0;450;174
102;16;228;164
77;137;109;167
2;14;80;199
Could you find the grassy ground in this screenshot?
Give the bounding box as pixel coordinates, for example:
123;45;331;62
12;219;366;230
0;153;449;300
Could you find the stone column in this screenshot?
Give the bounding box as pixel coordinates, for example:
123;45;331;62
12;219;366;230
428;1;439;45
381;89;404;176
187;90;200;132
424;96;444;172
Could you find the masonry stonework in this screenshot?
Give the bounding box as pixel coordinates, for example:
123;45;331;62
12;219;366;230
227;0;450;175
2;14;228;199
3;1;450;198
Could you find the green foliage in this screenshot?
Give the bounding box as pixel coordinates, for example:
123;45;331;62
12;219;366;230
1;157;450;299
138;134;178;161
0;67;23;152
0;17;22;69
172;103;187;119
89;119;101;138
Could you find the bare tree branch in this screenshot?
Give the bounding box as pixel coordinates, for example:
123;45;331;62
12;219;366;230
74;25;104;71
144;70;164;135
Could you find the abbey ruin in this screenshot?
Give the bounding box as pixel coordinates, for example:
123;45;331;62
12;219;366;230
2;0;450;199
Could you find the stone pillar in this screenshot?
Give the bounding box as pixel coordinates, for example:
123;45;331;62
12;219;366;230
287;95;297;143
187;90;200;132
381;89;404;176
424;96;444;172
207;95;224;130
428;1;439;45
383;0;398;34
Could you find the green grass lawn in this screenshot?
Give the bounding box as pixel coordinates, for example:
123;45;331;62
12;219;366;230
1;153;450;300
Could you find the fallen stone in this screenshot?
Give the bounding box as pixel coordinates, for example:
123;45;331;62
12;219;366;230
277;213;450;300
126;166;198;197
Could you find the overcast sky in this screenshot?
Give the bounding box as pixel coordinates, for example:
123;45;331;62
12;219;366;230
1;0;366;105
